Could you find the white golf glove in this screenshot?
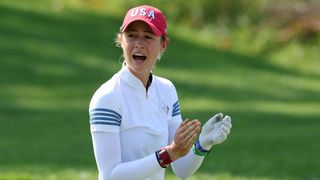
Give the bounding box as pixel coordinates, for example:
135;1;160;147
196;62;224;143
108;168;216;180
199;113;232;150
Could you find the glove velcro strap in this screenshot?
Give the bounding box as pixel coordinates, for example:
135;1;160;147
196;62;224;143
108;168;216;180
192;139;211;156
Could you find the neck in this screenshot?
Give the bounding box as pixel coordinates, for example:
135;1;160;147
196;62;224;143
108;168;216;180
126;68;150;87
136;73;149;87
133;71;153;90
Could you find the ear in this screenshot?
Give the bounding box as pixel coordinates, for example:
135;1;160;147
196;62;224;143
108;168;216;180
160;37;169;52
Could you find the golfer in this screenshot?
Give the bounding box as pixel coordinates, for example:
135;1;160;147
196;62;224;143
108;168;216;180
89;5;232;180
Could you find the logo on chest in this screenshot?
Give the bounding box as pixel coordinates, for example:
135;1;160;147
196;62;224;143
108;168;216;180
161;101;170;116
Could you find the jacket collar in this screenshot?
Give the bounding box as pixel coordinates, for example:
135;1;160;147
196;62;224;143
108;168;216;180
118;64;153;92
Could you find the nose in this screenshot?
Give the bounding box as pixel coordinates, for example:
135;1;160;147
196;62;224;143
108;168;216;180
134;37;145;49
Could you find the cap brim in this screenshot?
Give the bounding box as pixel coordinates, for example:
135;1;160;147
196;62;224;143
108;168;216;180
121;19;163;36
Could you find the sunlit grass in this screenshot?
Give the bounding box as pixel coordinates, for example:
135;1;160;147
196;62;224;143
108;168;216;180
0;166;98;180
182;98;320;116
0;166;276;180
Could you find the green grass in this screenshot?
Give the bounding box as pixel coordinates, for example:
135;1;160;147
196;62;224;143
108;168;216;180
1;1;320;179
0;166;272;180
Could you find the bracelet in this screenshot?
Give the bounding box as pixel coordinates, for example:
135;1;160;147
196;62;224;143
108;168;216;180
155;147;172;168
192;139;211;156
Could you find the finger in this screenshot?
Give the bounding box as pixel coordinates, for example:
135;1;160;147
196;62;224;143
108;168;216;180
222;116;232;129
177;119;190;132
181;123;198;138
177;126;194;141
189;119;201;130
223;115;231;123
189;119;200;124
215;112;224;118
194;123;201;135
182;122;200;142
186;132;198;147
221;124;230;135
181;119;189;126
187;125;201;140
183;120;199;132
176;120;201;142
193;119;201;126
219;130;227;142
209;113;224;125
177;120;188;132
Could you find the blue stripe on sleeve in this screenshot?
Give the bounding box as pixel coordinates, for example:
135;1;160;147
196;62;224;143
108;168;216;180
173;101;179;110
90;112;120;120
90;117;120;123
90;108;122;119
172;108;180;114
90;121;120;126
172;112;181;117
172;101;181;117
89;108;122;126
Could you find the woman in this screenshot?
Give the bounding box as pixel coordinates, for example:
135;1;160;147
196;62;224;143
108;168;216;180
89;5;232;180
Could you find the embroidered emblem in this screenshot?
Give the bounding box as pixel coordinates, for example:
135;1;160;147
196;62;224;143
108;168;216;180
161;101;169;115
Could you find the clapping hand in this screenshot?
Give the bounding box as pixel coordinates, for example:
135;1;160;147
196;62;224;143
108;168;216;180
166;119;201;161
199;113;232;150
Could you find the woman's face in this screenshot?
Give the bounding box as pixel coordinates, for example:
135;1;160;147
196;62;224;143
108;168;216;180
120;21;165;79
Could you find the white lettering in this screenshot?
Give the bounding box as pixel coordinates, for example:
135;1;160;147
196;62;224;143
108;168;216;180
148;11;155;20
130;8;138;16
140;8;147;16
130;8;155;20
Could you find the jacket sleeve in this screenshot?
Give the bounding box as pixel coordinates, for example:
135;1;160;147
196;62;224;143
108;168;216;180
91;131;163;180
89;86;163;180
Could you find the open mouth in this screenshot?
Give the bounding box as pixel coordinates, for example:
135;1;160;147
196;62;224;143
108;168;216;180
133;54;147;61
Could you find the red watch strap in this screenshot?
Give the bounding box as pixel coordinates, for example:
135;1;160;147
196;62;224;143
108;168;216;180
156;147;172;168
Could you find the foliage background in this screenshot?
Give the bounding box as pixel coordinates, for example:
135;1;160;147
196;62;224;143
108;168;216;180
0;0;319;179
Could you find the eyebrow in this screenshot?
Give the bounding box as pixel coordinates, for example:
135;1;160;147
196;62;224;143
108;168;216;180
125;29;154;34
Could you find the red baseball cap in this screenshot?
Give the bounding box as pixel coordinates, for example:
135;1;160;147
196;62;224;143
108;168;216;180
120;5;168;37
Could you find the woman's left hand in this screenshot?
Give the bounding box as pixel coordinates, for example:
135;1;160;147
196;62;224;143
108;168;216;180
166;119;201;161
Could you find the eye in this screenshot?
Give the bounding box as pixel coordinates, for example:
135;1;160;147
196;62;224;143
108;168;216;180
125;32;137;38
145;35;154;39
127;34;134;38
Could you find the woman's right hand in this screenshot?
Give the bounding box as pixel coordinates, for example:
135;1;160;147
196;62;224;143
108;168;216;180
166;119;201;161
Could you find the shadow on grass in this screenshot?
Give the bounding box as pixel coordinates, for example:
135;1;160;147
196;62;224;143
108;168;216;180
0;4;123;84
160;37;320;103
0;4;319;179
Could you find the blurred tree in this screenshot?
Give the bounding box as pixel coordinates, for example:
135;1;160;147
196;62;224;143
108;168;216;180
265;0;320;43
81;0;319;45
